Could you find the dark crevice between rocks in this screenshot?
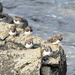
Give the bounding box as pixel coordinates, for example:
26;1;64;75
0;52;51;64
0;35;9;41
40;46;67;75
33;44;41;49
40;60;67;75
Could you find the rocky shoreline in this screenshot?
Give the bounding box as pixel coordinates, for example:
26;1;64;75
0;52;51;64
0;21;67;75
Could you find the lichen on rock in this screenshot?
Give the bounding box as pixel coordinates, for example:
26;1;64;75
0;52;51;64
0;22;67;75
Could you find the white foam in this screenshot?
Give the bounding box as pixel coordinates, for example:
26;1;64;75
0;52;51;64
52;15;57;18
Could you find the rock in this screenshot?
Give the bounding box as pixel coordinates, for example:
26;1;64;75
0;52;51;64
0;22;67;75
0;28;9;40
14;48;41;69
40;67;52;75
0;29;9;40
0;41;5;46
31;17;40;22
5;15;13;24
0;22;10;40
40;46;67;75
0;2;3;13
0;13;14;24
20;20;28;29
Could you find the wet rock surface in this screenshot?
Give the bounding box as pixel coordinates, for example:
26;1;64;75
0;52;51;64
0;22;67;75
0;13;13;24
0;2;3;13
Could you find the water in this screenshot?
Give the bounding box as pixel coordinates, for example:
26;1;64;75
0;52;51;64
1;0;75;75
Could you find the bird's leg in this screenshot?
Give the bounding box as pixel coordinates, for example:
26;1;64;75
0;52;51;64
43;64;47;67
56;44;59;48
26;35;31;38
29;34;31;37
17;24;20;28
26;35;29;38
10;35;15;39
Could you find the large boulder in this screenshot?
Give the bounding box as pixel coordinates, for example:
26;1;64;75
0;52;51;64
0;22;67;75
40;46;67;75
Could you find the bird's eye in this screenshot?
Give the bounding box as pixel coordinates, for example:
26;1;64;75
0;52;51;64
30;30;32;32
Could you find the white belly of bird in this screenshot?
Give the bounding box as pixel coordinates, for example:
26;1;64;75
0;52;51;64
25;43;33;48
25;31;32;35
9;30;17;36
43;51;52;56
13;20;20;24
42;59;49;65
52;40;60;44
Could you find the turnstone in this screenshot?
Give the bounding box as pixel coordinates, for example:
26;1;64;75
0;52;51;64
42;46;52;56
13;16;28;28
47;34;63;47
9;25;17;39
25;38;33;49
42;55;50;65
0;2;3;13
24;26;33;37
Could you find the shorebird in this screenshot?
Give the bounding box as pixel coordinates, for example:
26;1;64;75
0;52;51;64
25;38;33;49
47;34;63;47
42;55;50;67
24;26;33;38
42;46;53;56
13;16;28;28
9;25;17;39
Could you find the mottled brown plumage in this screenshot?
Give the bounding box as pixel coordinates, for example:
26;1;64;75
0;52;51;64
25;38;33;45
13;16;28;28
14;16;27;23
47;34;63;43
25;38;33;49
10;25;16;32
25;26;33;32
42;46;53;56
9;25;17;39
44;46;52;52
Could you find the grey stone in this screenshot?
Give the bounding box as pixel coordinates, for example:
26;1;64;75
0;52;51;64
0;2;3;13
0;13;14;24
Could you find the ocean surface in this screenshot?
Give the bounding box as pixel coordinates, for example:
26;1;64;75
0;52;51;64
1;0;75;75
